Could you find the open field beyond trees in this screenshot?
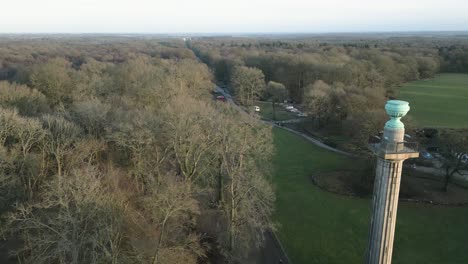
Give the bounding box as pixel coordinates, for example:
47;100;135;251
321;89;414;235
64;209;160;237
398;73;468;128
272;127;468;264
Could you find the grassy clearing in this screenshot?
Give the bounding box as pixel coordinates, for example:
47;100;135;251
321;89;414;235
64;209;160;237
398;73;468;128
255;101;298;121
272;127;468;264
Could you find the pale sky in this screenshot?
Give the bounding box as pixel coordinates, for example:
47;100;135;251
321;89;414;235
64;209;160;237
1;0;468;33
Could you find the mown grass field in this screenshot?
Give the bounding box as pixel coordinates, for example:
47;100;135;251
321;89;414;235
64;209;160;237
398;73;468;128
272;128;468;264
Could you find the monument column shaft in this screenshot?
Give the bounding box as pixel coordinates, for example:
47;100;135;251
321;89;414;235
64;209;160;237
366;158;403;264
366;100;418;264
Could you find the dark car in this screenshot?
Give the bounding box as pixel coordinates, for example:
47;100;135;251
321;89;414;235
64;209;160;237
420;151;433;159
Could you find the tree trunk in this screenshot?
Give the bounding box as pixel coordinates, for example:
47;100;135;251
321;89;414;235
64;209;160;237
272;101;276;121
443;166;457;192
217;158;224;205
71;222;79;264
443;166;450;192
153;219;167;264
56;154;62;187
229;180;235;251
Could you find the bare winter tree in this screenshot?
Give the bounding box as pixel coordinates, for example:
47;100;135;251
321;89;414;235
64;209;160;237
108;109;170;191
42;114;82;180
142;175;202;264
216;112;275;262
162;95;220;186
0;108;46;199
438;130;468;192
2;167;129;264
265;81;289;121
231;66;265;106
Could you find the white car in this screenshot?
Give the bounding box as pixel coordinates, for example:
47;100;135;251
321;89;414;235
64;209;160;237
285;105;294;110
254;106;261;112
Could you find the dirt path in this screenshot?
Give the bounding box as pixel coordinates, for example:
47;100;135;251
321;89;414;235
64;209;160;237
413;165;468;187
258;231;291;264
270;124;354;157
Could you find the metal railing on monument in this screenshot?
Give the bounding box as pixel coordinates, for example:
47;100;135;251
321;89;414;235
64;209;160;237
368;136;419;154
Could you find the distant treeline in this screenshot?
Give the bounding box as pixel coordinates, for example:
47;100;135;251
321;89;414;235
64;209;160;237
190;38;462;102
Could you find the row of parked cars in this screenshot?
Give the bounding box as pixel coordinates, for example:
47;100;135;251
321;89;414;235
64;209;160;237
419;151;467;163
283;104;308;117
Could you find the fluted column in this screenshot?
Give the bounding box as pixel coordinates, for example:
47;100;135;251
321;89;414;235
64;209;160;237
365;100;418;264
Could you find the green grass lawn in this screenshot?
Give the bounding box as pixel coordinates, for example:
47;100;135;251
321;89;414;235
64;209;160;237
398;73;468;128
272;127;468;264
255;101;298;121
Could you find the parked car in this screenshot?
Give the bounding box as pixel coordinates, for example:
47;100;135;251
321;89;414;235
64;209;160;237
216;95;226;102
254;106;261;112
420;151;433;159
297;112;308;117
457;153;468;163
285;105;294;110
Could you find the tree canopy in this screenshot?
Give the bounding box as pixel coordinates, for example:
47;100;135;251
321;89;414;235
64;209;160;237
0;37;275;264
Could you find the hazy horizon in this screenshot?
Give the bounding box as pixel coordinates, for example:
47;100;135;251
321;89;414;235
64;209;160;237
2;0;468;34
3;30;468;35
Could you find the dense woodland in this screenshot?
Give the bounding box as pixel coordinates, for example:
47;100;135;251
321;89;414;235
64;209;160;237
0;37;274;264
0;35;467;263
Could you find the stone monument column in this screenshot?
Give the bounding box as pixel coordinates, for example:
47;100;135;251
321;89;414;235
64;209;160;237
365;100;419;264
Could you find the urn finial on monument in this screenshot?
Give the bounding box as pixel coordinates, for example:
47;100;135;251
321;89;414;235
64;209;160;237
382;100;410;145
384;100;410;130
